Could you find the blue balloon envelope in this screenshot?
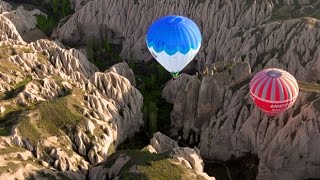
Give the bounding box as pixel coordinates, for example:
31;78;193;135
146;15;202;77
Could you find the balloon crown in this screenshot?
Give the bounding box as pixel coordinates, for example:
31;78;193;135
168;17;184;24
146;15;202;55
267;69;282;78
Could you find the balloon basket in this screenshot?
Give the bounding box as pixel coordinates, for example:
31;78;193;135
171;72;179;80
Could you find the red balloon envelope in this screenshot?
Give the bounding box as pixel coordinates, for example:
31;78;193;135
249;68;299;117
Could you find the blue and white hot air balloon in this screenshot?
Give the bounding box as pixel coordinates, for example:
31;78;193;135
146;15;202;77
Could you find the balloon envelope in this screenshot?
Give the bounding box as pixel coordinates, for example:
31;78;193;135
146;15;202;76
249;68;299;117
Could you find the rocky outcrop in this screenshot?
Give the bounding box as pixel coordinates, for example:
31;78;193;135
150;132;215;180
163;57;320;179
55;0;320;79
150;131;178;153
89;153;131;180
54;0;276;62
0;136;86;180
0;14;24;42
2;6;46;35
165;74;202;140
0;2;47;42
199;88;320;180
0;5;144;179
0;0;11;13
163;61;251;140
162;51;320;179
89;132;215;180
69;0;93;11
105;62;136;86
55;0;319;64
85;71;143;144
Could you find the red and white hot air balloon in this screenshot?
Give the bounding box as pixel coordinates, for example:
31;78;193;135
249;68;299;117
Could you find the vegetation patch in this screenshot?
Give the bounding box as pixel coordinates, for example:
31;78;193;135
0;162;20;175
86;36;123;71
36;51;49;64
0;45;33;60
35;0;73;36
0;146;26;156
133;62;172;136
17;90;86;146
269;2;320;22
102;150;205;180
2;76;32;100
298;81;320;94
36;15;56;36
0;109;24;136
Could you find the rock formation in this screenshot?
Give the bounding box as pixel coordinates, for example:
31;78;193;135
69;0;93;11
0;4;144;179
162;56;320;179
1;0;320;179
54;0;316;63
89;132;215;180
2;6;45;35
48;0;317;178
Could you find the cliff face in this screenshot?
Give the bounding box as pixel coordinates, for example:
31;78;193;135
163;63;320;179
0;3;144;179
53;0;320;179
55;0;319;68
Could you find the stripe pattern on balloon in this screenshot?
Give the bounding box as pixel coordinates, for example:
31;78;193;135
249;68;299;117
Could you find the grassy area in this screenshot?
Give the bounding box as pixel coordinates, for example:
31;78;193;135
0;75;33;136
0;146;26;156
103;150;206;180
0;162;20;175
2;76;32;100
298;81;320;94
36;51;48;63
0;45;16;59
17;90;86;146
308;9;320;19
0;157;44;178
0;109;24;136
269;5;295;22
0;45;34;60
269;2;320;22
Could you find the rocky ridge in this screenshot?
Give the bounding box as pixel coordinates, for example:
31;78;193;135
55;0;318;67
89;132;215;180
